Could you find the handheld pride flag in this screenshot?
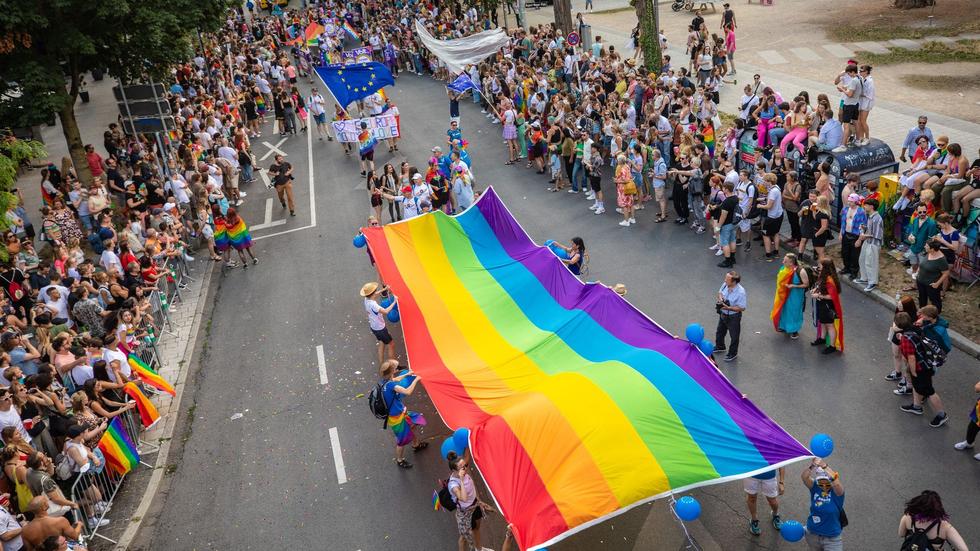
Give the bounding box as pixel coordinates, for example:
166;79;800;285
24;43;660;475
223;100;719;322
362;188;811;551
98;417;140;476
127;354;176;396
341;20;360;40
123;382;161;429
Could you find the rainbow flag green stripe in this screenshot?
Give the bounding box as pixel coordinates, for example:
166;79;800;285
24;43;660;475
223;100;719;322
362;188;811;551
98;417;140;476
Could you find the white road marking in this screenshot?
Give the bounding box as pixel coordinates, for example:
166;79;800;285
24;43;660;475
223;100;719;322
789;47;820;61
757;49;788;65
851;41;890;54
822;43;855;58
251;111;318;241
316;344;328;385
250;197;286;231
329;427;347;484
259;137;288;161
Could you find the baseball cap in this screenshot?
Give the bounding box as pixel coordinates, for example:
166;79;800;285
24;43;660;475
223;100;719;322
412;173;422;181
401;185;413;193
847;193;861;203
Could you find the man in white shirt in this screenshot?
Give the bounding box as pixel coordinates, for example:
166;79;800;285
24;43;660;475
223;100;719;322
759;181;784;260
42;287;72;327
307;88;331;141
99;238;124;275
411;173;432;202
735;170;757;250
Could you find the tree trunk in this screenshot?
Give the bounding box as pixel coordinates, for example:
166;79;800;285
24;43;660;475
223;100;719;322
59;98;93;188
637;0;662;73
553;0;573;36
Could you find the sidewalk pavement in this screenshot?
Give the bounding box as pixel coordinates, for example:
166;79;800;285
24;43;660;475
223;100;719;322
523;2;980;158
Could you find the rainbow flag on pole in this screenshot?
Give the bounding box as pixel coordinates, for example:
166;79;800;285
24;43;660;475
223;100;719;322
98;417;140;476
341;20;360;40
128;354;176;396
123;382;161;429
362;188;811;551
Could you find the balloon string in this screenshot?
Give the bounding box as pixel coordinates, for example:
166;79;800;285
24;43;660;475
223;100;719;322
667;494;702;551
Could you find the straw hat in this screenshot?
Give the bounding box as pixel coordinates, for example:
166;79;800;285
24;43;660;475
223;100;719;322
611;284;628;296
360;282;380;297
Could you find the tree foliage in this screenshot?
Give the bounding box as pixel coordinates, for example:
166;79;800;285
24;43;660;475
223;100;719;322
637;0;662;73
0;136;46;260
0;0;233;185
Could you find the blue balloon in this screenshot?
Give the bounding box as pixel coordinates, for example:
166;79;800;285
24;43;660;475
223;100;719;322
353;234;367;248
685;323;705;343
379;296;393;308
453;428;470;449
809;433;834;458
544;239;555;247
674;496;701;521
780;520;805;542
440;437;463;459
697;339;714;356
547;242;570;260
387;306;400;323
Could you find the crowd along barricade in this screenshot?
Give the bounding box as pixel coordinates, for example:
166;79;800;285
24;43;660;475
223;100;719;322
67;293;171;544
69;405;158;544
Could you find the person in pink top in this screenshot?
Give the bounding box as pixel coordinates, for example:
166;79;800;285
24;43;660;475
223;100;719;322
725;27;737;75
84;144;105;178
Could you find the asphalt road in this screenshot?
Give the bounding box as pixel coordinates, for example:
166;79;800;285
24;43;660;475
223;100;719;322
133;70;980;551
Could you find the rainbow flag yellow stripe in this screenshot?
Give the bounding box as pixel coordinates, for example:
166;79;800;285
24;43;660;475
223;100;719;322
128;355;175;396
362;189;811;550
98;417;139;476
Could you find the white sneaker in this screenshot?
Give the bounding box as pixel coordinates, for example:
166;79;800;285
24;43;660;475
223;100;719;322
715;249;724;256
975;453;980;461
619;220;631;227
88;517;110;529
589;204;598;210
491;119;500;124
629;217;636;224
954;440;974;450
239;191;247;198
616;208;623;214
709;244;719;250
481;109;488;114
906;267;914;275
235;199;244;206
594;208;605;214
567;189;579;193
832;145;848;153
585;193;595;200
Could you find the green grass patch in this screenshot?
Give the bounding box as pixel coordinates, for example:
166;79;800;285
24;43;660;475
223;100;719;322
903;72;980;90
827;21;980;42
856;40;980;65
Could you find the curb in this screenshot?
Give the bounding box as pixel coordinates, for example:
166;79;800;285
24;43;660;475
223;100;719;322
838;274;980;361
113;262;216;549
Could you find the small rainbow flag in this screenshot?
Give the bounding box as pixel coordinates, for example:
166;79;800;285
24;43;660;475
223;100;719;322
702;122;716;157
432;489;441;511
128;354;176;396
123;382;161;429
98;417;140;476
341;20;360;40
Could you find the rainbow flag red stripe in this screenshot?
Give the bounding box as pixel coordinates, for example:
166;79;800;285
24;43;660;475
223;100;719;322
123;382;161;429
98;417;140;476
128;354;176;396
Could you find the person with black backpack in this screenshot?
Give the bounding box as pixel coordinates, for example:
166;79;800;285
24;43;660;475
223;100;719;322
898;490;969;551
444;450;496;551
373;360;427;469
895;312;949;428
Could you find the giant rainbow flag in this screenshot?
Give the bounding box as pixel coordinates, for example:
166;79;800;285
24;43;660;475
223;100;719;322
362;188;812;551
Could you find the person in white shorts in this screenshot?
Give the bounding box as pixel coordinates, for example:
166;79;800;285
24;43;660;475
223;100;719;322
743;467;785;536
856;65;875;146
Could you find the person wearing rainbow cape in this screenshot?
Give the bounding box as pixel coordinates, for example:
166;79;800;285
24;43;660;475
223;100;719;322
770;253;808;340
810;258;845;354
225;208;258;268
379;359;427;469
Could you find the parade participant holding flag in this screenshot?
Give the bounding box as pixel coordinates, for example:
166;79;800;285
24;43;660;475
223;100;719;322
810;258;844;354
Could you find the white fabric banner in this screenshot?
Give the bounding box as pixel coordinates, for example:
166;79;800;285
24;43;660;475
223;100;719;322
413;20;510;76
331;114;400;143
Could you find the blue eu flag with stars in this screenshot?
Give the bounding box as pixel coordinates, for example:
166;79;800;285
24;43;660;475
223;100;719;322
314;62;395;108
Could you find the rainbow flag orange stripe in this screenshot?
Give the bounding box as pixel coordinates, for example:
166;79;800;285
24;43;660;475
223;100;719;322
362;189;811;551
98;417;140;476
123;382;161;428
128;355;176;396
770;265;793;331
